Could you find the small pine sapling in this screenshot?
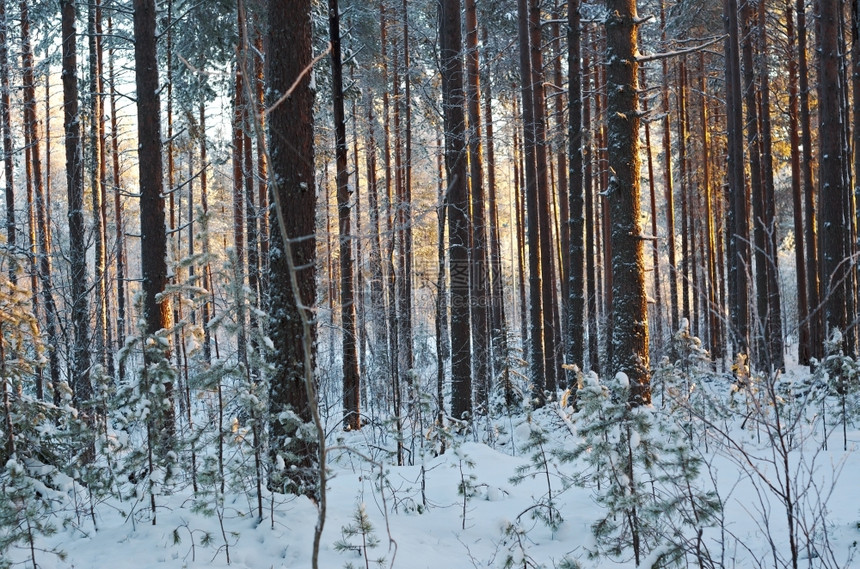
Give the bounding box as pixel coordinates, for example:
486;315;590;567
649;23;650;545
334;502;385;569
817;329;860;450
454;447;477;529
0;271;74;568
509;415;565;532
564;372;718;566
114;293;180;525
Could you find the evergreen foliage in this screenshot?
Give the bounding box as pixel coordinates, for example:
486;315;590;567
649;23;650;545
565;372;719;566
0;266;74;567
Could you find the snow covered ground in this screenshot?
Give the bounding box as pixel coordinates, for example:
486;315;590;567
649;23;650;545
6;359;860;569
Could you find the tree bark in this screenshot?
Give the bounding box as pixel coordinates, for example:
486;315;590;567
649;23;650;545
89;0;108;374
266;0;318;498
530;0;561;394
724;0;751;354
328;0;360;431
465;0;490;412
517;0;545;405
441;0;472;420
660;1;680;337
817;0;848;340
797;0;822;361
482;27;508;398
567;0;586;380
25;1;59;404
133;0;173;431
605;0;650;404
1;0;14;282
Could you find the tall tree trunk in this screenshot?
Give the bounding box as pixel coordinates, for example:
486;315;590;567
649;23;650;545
441;0;472;420
568;0;586;380
482;27;508;397
232;48;248;368
584;41;599;373
365;98;387;413
845;0;860;351
400;0;414;398
660;0;680;336
108;14;126;379
25;1;60;404
512;97;529;355
756;0;785;370
639;68;664;357
465;0;489;412
530;0;561;394
797;0;822;361
678;58;692;328
95;0;114;381
553;0;569;356
89;0;107;373
517;0;545;405
435;129;449;429
817;0;848;341
134;0;174;433
254;29;269;302
699;51;721;362
238;0;260;370
266;0;319;500
329;0;360;431
785;1;809;365
389;17;403;465
724;0;751;355
606;0;650;405
1;0;14;282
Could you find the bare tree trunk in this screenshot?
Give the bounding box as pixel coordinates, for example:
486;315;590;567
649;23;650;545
698;51;721;362
786;1;809;365
552;0;569;354
266;0;319;499
512;97;529;355
400;0;414;399
818;0;848;340
26;1;60;403
89;0;107;374
530;0;560;394
1;0;14;282
584;40;599;373
108;15;127;378
465;0;490;412
482;29;510;403
725;0;751;354
678;58;692;328
134;0;174;430
232;48;248;368
328;0;360;431
660;0;680;336
797;0;822;361
568;0;586;380
606;0;650;405
756;0;785;370
441;0;472;420
517;0;545;405
435;129;449;430
639;68;664;357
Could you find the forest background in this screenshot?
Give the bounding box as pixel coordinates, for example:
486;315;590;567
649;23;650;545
2;0;860;567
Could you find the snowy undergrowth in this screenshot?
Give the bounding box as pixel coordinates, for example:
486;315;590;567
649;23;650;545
6;359;860;568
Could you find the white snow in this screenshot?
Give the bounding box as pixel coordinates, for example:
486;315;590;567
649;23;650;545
5;358;860;569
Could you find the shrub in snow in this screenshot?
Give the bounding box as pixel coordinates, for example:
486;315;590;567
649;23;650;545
333;502;385;569
509;414;567;533
114;295;180;524
0;269;75;568
563;372;719;567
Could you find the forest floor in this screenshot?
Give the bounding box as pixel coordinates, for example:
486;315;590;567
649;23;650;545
8;357;860;569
